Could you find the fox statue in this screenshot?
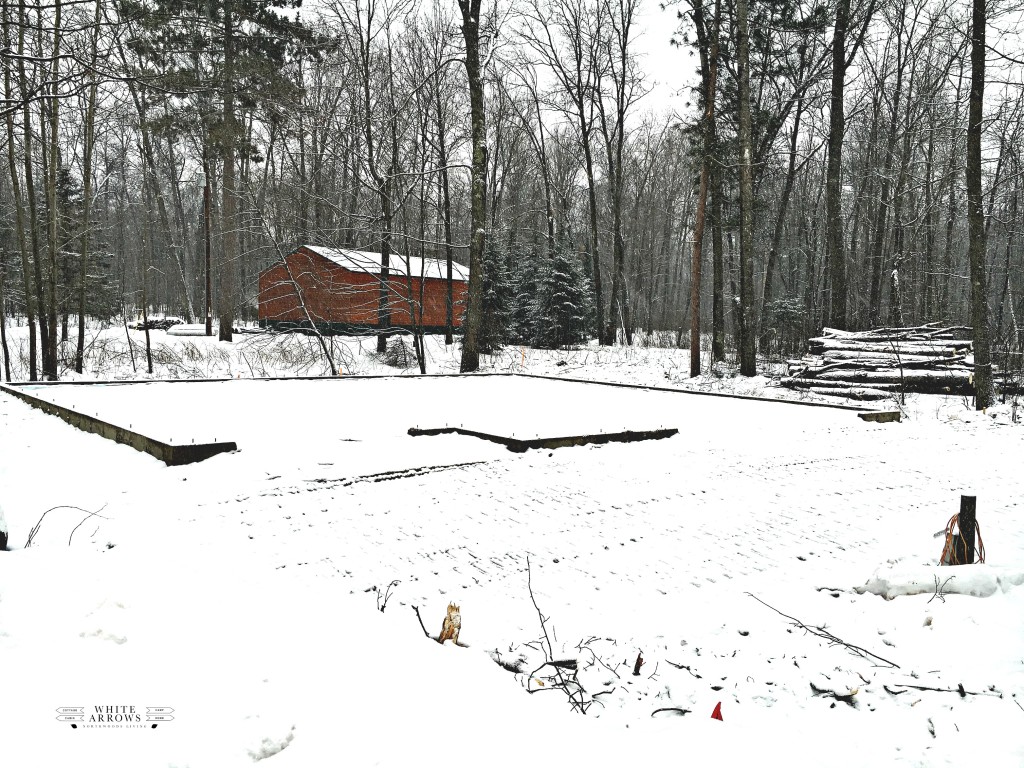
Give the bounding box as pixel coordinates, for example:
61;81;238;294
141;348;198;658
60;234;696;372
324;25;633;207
438;603;461;645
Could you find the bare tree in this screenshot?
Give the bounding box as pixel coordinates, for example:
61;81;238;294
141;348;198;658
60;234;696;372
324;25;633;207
596;0;644;346
522;0;609;343
688;0;720;376
458;0;488;372
966;0;992;408
736;0;755;375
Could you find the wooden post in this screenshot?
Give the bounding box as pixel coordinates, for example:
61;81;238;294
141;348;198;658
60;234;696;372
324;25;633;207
954;495;977;564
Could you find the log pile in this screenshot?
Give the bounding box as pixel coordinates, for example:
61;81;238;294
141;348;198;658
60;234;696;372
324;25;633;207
783;325;975;399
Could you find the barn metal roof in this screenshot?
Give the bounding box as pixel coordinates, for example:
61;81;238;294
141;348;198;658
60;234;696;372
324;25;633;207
302;245;470;282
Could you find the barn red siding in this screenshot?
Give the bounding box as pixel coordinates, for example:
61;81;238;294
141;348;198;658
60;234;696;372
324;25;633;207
258;247;468;331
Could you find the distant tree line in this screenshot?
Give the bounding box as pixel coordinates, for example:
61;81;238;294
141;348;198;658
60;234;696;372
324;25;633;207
0;0;1015;406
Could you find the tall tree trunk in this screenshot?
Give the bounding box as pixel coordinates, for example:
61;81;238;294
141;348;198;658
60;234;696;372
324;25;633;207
689;0;720;376
939;64;965;317
76;0;101;373
203;152;214;336
140;190;155;375
219;3;237;342
20;0;49;378
967;0;993;408
868;27;907;328
996;176;1018;337
710;157;726;362
3;2;36;380
0;259;9;381
39;0;61;378
583;139;605;344
921;110;937;320
458;0;487;373
761;93;803;326
43;0;62;378
825;0;850;330
435;83;456;345
887;60;917;326
736;0;756;375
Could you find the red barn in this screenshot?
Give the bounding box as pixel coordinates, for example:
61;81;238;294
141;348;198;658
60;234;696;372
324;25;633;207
258;245;469;334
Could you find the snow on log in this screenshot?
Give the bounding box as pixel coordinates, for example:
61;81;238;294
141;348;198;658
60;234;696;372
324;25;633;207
819;323;972;341
809;370;973;395
784;325;978;396
806;387;892;401
793;356;970;380
780;378;900;392
807;339;971;356
813;350;969;365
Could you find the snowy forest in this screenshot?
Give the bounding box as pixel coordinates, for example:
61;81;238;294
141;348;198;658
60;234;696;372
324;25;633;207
0;0;1019;397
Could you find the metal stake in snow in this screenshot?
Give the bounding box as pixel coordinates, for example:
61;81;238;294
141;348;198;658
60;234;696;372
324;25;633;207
954;495;977;565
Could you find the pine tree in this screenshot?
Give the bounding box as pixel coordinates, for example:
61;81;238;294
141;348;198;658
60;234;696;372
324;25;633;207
531;240;593;350
508;247;538;346
477;241;514;354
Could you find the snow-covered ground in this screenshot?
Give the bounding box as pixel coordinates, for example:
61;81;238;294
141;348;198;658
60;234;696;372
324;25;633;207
1;326;1022;767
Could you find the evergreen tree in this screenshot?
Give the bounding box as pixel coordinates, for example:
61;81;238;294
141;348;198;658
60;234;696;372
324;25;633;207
507;247;538;346
531;240;593;349
477;241;514;354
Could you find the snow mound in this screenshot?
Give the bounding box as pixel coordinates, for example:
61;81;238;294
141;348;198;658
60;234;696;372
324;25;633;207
246;721;295;761
856;562;1024;599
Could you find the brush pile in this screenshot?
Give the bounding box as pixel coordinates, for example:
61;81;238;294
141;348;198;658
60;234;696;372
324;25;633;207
783;324;975;399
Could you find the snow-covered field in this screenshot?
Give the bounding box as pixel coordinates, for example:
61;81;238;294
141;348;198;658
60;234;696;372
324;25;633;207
1;326;1022;768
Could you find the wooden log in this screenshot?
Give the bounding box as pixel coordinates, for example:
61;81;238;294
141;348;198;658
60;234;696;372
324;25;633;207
819;350;965;364
820;324;971;341
793;357;970;382
806;387;893;400
809;370;974;395
781;378;899;392
819;353;969;369
808;339;972;356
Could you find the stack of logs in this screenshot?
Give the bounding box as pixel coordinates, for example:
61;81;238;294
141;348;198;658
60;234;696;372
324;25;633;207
783;325;975;399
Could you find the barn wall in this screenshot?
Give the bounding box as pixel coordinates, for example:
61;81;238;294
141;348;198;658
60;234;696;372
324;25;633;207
258;250;467;332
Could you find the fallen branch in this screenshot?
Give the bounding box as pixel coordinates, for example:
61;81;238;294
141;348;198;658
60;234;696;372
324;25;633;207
68;504;109;546
25;505;109;548
927;575;956;604
885;682;1001;698
747;593;900;669
651;707;691;717
412;605;434;640
665;660;702;679
524;556;603;714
